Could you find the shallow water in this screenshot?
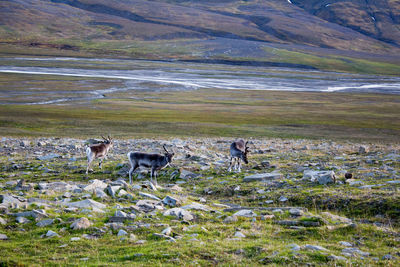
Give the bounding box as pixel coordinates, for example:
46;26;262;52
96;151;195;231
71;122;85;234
1;56;400;104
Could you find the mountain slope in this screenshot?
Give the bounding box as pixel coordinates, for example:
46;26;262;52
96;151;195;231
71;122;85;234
0;0;400;61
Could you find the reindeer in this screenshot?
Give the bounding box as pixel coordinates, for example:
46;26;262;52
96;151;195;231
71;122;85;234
228;139;250;172
86;136;113;174
127;145;174;187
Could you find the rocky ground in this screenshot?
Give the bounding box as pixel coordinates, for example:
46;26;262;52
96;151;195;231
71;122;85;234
0;137;399;265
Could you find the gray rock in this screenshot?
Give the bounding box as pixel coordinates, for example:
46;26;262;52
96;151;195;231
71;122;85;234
386;180;400;184
339;241;353;247
279;196;288;202
0;234;8;240
107;185;121;198
118;189;128;197
117;229;128;237
0;217;6;225
163;208;194;221
342;248;369;257
180;169;200;179
70;237;81;241
13;209;47;219
162;196;181;207
233;209;257;217
70;217;92;230
135;199;160;213
153;233;176;242
161;226;172;236
115;210;127;217
382;254;395;260
16;216;31;224
20;140;30;147
95;189;108;199
321;212;352;224
289;208;304;216
37;153;61;161
1;194;23;208
65;199;106;210
346;179;364;186
328;255;347;261
223;215;238;223
304;170;336;185
234;231;246;238
36;219;54;227
305;244;328;251
359;146;368;154
288;243;301;251
181;203;209;211
46;230;59;238
83;179;108;192
243;172;283;182
139;192;161;201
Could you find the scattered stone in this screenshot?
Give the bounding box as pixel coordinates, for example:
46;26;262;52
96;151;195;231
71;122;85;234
36;219;54;227
328;255;347;261
339;241;353;247
304;170;336;185
305;244;328;251
83;179;108;192
0;234;8;240
233;209;257;217
181;203;209;211
243;172;283;182
1;194;23;208
95;189;108;199
46;230;59;238
234;231;246;238
162;196;181;207
153;233;176;242
71;237;81;241
321;212;352;224
16;216;31;224
288;243;301;251
382;254;395;260
279;196;288;202
70;217;92;230
0;217;6;225
117;229;128;237
359;146;368;154
342;248;369;257
118;189;128;197
37;153;61;161
20;140;30;147
223;215;238;223
346;179;364;186
180;169;200;179
163;208;194;221
289;208;304;216
161;226;172;236
139;192;161;201
65;199;106;210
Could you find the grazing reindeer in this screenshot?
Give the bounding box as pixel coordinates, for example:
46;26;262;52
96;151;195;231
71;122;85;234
86;136;113;174
228;139;250;172
127;145;174;187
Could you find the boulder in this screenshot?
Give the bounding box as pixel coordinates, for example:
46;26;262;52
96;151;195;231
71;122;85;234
70;217;92;230
65;199;106;210
139;192;160;201
45;230;59;238
162;196;181;207
36;219;54;227
243;172;283;182
83;179;108;192
233;209;257;217
0;194;23;208
303;170;336;185
163;208;194;221
181;203;209;211
0;234;8;240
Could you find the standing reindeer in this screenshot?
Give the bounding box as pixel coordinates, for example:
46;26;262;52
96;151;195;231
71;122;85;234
127;145;174;187
228;139;250;172
86;136;113;174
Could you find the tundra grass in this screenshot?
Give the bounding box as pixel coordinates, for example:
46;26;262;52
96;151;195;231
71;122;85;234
0;88;399;142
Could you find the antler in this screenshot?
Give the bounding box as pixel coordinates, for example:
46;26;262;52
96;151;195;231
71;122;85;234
163;145;169;153
107;135;111;140
245;141;250;152
101;135;107;140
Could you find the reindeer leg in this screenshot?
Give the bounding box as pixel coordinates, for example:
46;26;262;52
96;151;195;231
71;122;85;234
99;158;103;169
228;157;233;172
86;154;94;174
238;159;242;172
150;168;157;191
128;164;138;185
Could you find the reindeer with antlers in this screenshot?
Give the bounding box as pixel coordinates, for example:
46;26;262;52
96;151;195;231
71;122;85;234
228;139;250;172
86;135;113;174
127;145;175;187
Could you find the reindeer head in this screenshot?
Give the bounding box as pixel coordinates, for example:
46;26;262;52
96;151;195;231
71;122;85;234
163;145;175;163
241;141;250;164
101;135;113;147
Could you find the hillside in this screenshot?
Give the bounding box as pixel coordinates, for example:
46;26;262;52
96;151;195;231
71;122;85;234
1;0;400;64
